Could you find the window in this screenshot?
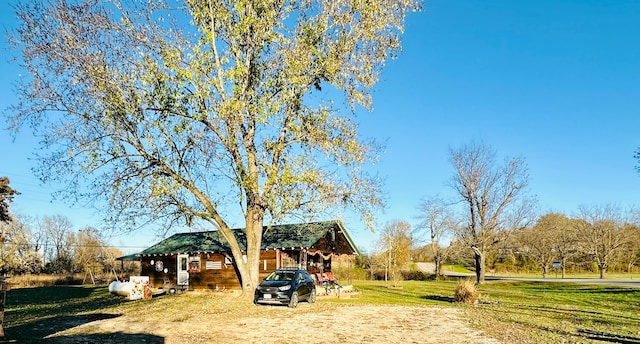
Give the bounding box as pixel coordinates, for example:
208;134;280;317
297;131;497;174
180;256;188;271
206;261;222;270
188;256;201;273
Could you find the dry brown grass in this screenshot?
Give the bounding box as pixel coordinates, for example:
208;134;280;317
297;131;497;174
454;279;479;304
48;289;500;343
6;274;85;288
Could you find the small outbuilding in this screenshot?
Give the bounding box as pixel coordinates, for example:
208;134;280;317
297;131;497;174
127;220;359;291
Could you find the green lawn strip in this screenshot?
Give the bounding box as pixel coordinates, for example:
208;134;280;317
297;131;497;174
488;272;640;279
473;281;640;343
344;280;640;344
342;280;459;306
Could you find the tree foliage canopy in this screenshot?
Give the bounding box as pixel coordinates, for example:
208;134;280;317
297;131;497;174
377;220;412;286
0;177;19;223
8;0;419;294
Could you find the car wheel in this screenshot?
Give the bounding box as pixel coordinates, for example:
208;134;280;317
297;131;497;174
308;288;316;304
288;291;299;308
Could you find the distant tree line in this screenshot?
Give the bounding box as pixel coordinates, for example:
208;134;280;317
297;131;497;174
0;213;132;279
361;205;639;281
365;142;640;282
482;205;637;278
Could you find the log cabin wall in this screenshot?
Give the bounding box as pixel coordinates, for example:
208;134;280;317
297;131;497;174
190;253;240;290
141;255;178;288
141;250;286;291
141;253;243;290
310;225;354;256
257;250;278;280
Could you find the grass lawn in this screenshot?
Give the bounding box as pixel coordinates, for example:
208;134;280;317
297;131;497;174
1;280;639;343
347;279;640;343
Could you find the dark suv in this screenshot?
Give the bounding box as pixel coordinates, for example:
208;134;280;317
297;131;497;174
254;269;316;308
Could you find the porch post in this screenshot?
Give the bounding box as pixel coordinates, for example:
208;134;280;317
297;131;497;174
301;250;308;270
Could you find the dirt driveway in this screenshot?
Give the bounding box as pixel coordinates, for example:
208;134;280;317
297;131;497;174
47;293;501;344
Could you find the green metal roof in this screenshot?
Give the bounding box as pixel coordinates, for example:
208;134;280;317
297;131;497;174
137;220;359;256
116;253;142;261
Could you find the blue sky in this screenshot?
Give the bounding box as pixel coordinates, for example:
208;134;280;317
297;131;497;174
1;1;640;253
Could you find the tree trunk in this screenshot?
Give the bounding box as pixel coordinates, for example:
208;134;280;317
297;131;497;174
599;263;605;279
233;205;264;302
229;205;264;302
434;255;441;280
474;251;485;284
541;265;547;279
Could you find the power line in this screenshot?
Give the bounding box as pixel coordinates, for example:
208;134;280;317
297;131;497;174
0;242;147;249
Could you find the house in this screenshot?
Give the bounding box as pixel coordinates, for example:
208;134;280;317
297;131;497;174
125;220;359;291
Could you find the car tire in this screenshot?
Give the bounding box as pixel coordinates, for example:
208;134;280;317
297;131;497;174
288;291;299;308
308;288;316;304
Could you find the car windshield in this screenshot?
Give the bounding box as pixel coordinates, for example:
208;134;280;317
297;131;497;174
265;271;295;281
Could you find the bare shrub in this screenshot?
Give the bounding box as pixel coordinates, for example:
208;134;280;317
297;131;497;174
454;279;479;304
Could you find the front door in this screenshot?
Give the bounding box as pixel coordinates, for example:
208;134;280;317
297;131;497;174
177;254;189;286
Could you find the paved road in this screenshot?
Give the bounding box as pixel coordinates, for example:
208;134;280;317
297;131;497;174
486;276;640;288
415;262;435;274
415;263;640;288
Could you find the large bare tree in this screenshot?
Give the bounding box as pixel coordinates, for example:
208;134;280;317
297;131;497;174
449;141;533;283
0;215;42;275
8;0;419;297
549;213;580;278
576;204;629;279
415;195;455;279
620;223;640;273
519;213;567;278
40;215;76;274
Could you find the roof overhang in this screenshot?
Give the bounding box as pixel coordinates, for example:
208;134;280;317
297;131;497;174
116;253;140;261
336;220;360;256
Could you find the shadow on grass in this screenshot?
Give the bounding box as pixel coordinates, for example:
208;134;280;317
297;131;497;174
578;329;640;344
44;331;164;343
589;287;640;294
5;285;96;306
480;304;640;343
1;286;164;343
2;313;164;342
1;313;122;342
507;301;640;328
4;286;127;326
510;322;640;344
420;294;455;303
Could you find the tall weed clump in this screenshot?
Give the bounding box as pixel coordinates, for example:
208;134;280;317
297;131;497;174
454;279;479;304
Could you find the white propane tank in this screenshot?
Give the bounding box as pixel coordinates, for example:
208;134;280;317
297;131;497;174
108;280;133;297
